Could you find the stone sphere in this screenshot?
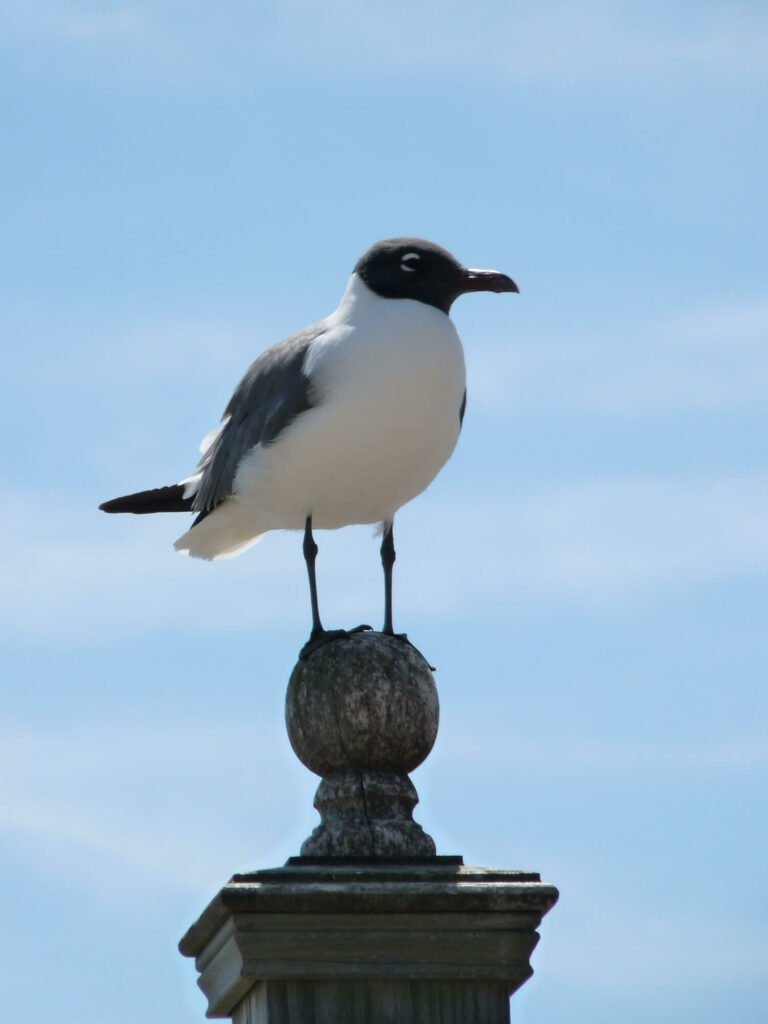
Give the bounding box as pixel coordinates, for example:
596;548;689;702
286;632;439;777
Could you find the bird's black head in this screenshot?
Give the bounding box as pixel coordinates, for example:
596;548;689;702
354;238;519;314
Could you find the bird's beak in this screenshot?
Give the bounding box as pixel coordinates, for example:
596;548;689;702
457;267;520;295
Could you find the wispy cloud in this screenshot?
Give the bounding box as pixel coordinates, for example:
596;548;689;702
449;731;768;775
4;471;768;642
472;298;768;414
4;714;766;1006
61;8;147;41
497;473;768;596
5;1;768;84
6;296;768;433
5;2;149;43
0;719;303;893
545;895;768;990
4;298;767;640
4;715;764;903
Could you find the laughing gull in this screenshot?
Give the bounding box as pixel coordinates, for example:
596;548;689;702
100;238;518;653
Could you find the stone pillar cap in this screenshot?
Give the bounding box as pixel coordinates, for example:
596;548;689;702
180;861;559;960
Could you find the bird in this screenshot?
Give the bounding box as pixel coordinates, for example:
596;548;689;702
100;238;518;656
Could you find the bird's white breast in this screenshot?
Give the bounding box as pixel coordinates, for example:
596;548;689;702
232;274;466;531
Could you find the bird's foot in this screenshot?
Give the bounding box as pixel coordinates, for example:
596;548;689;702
300;625;373;661
382;630;436;670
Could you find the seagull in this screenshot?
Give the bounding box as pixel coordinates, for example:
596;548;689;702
100;238;518;655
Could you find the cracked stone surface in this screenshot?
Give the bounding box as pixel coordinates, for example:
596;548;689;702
286;632;439;857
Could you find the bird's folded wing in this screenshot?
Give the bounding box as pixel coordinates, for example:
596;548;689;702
192;322;327;514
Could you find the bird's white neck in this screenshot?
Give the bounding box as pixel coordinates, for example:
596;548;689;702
332;272;380;324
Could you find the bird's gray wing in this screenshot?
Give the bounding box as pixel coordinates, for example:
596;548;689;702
191;321;327;515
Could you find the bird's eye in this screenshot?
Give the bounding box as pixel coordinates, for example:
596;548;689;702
400;252;421;272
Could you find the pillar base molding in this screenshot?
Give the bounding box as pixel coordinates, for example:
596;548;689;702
179;859;559;1023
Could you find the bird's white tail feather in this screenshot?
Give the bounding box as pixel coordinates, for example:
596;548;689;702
174;505;265;561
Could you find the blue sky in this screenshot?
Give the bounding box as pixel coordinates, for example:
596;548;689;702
2;2;767;1022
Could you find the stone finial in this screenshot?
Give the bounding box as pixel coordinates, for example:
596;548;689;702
285;632;439;857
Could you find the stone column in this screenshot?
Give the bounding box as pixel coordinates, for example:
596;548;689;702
179;633;558;1023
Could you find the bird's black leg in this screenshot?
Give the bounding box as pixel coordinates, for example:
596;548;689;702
300;515;372;660
303;515;324;638
381;520;397;636
379;521;433;665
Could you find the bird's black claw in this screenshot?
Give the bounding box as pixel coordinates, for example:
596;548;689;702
381;630;436;670
299;626;373;661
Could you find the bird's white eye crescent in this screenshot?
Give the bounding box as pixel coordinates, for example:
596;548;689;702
400;252;421;272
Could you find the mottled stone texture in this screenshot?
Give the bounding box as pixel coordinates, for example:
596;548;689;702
286;633;438;857
179;635;561;1022
179;862;560;1022
233;979;511;1024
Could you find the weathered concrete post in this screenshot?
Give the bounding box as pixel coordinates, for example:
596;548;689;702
179;633;558;1023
